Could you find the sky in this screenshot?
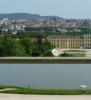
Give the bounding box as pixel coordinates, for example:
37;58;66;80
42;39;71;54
0;0;91;19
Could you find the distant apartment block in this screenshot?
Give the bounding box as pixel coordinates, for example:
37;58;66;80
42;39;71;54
47;34;91;49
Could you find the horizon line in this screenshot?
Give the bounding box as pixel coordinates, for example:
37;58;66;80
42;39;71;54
0;12;91;19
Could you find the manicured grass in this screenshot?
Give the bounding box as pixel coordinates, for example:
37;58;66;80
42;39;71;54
68;52;86;57
0;86;91;95
62;50;86;57
0;89;81;95
60;52;86;57
64;50;86;52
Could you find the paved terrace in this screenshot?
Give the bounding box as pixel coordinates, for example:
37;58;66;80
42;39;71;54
0;94;91;100
0;57;91;64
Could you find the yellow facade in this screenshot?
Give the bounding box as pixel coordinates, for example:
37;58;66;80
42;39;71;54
48;34;91;49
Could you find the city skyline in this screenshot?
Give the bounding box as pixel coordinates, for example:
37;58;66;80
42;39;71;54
0;0;91;19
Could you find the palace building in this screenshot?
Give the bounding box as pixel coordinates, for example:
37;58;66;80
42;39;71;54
47;34;91;49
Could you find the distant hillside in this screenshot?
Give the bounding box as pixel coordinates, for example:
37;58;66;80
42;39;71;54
0;13;63;20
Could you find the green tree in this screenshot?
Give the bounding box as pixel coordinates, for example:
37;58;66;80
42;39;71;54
32;41;53;57
0;37;25;56
20;38;33;56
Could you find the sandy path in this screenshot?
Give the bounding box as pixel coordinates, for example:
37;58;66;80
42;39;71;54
0;94;91;100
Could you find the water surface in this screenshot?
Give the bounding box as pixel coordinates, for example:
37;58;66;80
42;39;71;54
0;64;91;89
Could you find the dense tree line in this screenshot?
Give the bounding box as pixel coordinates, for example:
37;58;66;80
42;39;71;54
0;35;53;57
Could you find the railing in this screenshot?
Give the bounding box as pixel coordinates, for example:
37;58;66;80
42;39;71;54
0;57;91;64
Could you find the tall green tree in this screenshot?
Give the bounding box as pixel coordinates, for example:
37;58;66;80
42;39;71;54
0;36;25;56
20;38;33;56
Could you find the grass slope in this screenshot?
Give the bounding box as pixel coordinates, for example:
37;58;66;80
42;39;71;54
0;86;91;95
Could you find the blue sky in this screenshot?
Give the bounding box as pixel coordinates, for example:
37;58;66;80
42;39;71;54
0;0;91;19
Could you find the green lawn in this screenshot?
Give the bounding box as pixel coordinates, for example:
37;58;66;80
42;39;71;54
64;50;86;52
0;86;91;95
60;52;86;57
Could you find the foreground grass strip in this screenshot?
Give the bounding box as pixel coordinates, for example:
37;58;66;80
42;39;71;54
0;86;91;95
1;89;91;95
